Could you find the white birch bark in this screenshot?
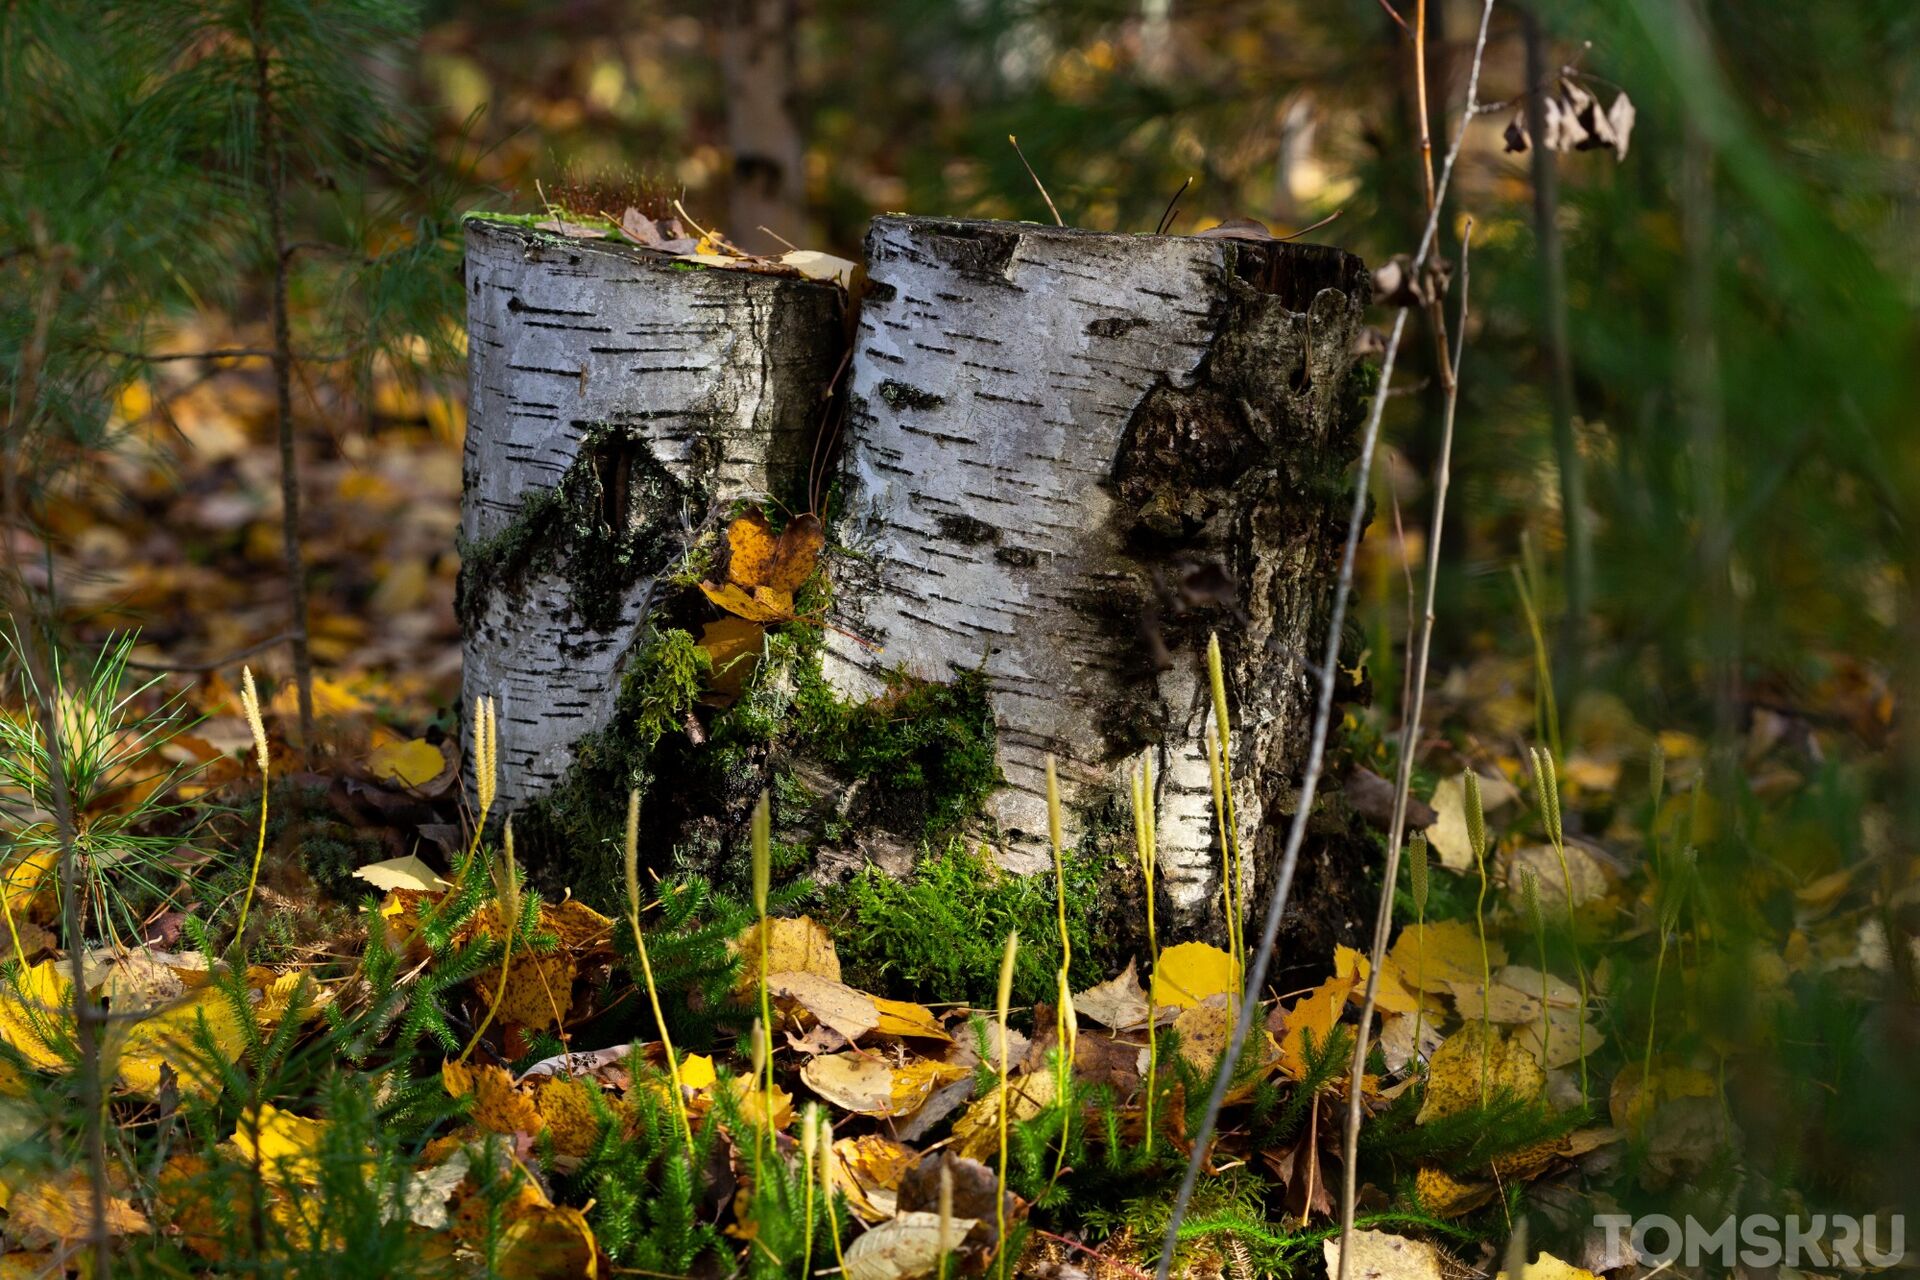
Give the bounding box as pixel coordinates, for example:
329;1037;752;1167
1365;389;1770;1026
460;218;843;812
823;216;1370;933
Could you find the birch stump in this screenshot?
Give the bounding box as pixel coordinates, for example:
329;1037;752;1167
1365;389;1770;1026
459;218;845;812
823;216;1371;934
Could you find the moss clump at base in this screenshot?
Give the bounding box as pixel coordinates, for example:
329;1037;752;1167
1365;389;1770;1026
789;660;1001;841
510;628;715;906
817;839;1118;1008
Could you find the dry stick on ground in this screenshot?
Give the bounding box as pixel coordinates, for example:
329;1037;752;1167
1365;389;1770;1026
1337;223;1475;1269
1;238;114;1278
1151;3;1498;1275
248;0;315;741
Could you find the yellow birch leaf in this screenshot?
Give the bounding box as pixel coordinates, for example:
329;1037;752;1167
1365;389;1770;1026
829;1133;918;1223
113;986;246;1097
443;1059;542;1136
1278;975;1353;1080
230;1103;327;1184
889;1057;969;1115
7;1173;149;1243
1414;1165;1494;1218
1416;1024;1545;1125
533;1075;607;1158
489;951;576;1031
1496;1253;1602;1280
1388;921;1507;994
735;916;841;991
678;1053;717;1092
367;738;448;789
1150;941;1239;1009
871;995;950;1041
352;854;452;893
1;847;56;922
698;580;795;623
543;899;616;954
0;960;72;1072
1333;945;1423;1015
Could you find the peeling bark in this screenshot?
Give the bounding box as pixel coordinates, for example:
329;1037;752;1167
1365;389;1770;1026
460;218;845;812
823;216;1371;935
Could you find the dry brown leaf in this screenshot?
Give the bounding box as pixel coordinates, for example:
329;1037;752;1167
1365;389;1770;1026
830;1134;920;1223
802;1052;895;1114
843;1210;981;1280
1073;959;1152;1029
768;971;880;1043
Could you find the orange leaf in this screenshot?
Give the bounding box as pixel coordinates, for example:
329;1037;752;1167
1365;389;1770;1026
723;508;780;588
765;513;824;592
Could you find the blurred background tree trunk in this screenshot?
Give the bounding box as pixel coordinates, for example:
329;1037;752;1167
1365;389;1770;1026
719;0;807;254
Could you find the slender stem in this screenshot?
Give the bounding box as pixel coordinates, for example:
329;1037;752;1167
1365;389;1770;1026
1523;6;1590;688
1;237;113;1279
1153;2;1498;1274
458;931;513;1064
1338;223;1474;1261
248;0;314;740
233;768;271;940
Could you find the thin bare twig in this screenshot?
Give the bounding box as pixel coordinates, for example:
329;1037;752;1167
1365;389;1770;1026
1008;134;1064;227
1155;175;1194;236
1338;220;1474;1270
123;631;292;673
1152;3;1497;1276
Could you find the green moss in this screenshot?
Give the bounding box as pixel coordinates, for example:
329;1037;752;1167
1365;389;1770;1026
512;628;712;904
818;839;1111;1007
790;661;1001;839
456;424;707;634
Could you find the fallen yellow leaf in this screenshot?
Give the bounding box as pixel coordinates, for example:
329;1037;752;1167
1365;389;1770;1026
735;916;841;991
443;1059;542;1136
367;737;448;789
1417;1024;1545;1125
1150;941;1239;1009
230;1103;328;1184
0;960;72;1072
